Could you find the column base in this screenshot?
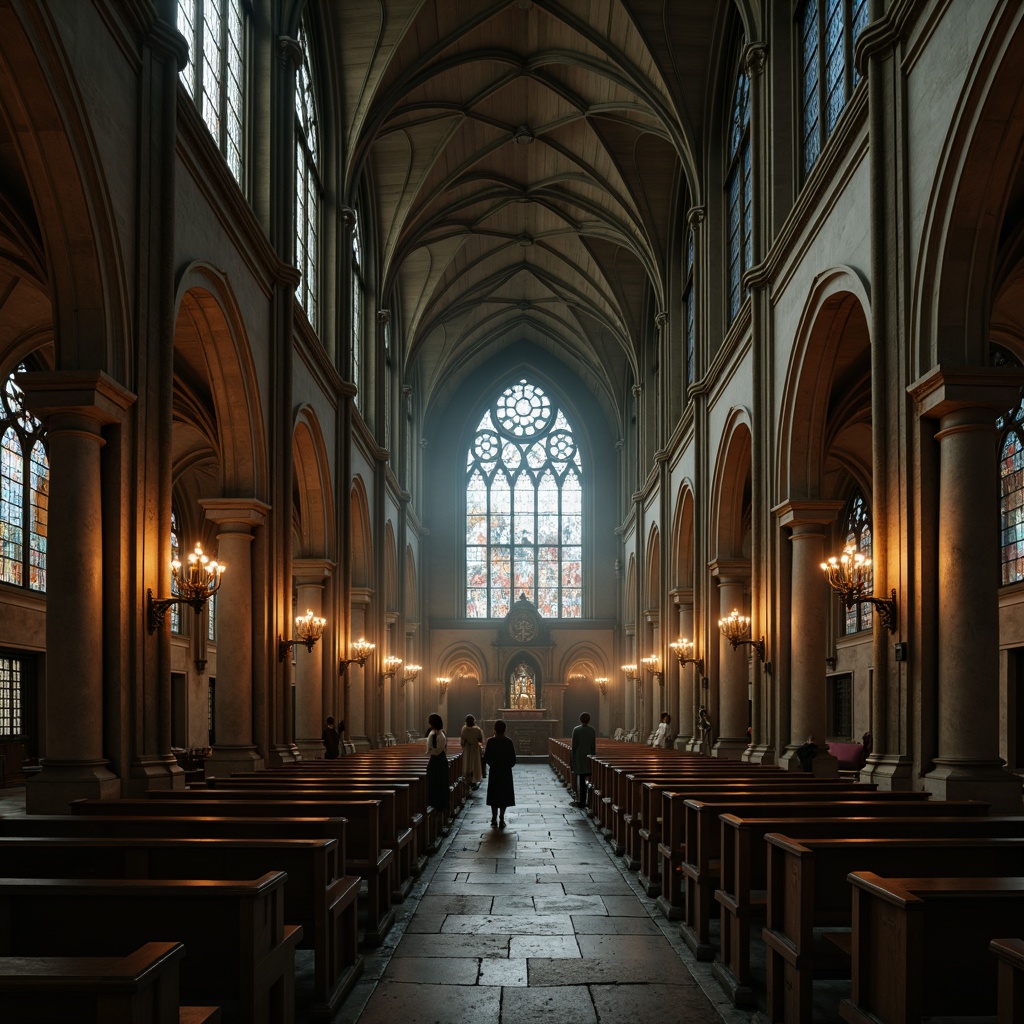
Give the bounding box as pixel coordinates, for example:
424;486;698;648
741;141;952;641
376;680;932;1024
741;743;776;765
859;753;915;790
779;745;839;776
25;759;120;814
266;743;301;767
294;738;326;761
675;736;697;751
349;735;374;753
204;745;264;779
712;737;748;760
924;759;1024;814
126;754;185;796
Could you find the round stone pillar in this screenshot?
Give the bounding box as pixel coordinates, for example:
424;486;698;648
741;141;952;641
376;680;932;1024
200;500;268;776
291;560;332;760
714;575;751;758
20;373;133;813
343;595;371;749
913;368;1024;812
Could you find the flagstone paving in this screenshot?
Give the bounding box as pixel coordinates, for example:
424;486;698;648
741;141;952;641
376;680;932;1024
336;763;754;1024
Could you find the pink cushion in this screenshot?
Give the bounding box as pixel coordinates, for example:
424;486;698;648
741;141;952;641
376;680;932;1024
827;741;866;770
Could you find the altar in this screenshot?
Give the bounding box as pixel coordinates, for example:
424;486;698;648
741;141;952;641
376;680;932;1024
490;708;559;756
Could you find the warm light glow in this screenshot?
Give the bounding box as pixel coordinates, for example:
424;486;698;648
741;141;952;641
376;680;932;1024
294;609;326;644
670;638;693;661
595;676;609;697
437;675;451;697
821;544;871;597
383;655;403;675
622;663;639;680
351;638;375;662
641;654;662;676
719;609;751;643
403;663;421;684
148;541;226;633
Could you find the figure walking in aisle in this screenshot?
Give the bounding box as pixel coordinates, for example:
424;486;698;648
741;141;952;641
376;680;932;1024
483;719;516;828
570;712;597;808
460;714;485;790
322;716;341;759
425;713;450;832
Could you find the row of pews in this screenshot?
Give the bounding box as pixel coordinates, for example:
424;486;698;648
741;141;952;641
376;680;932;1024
0;743;464;1023
549;737;1024;1024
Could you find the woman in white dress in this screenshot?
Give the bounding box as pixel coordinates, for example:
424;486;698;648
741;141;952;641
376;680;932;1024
460;714;485;790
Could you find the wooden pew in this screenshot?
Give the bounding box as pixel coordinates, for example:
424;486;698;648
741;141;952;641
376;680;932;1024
839;874;1024;1024
0;942;221;1024
678;793;959;960
760;832;1024;1023
991;937;1024;1024
0;873;302;1024
159;783;416;903
0;835;361;1024
717;810;1023;1008
649;782;928;919
70;799;396;947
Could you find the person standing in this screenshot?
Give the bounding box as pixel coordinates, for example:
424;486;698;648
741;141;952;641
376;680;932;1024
460;714;485;790
482;719;516;828
570;712;597;808
322;716;341;759
426;714;450;831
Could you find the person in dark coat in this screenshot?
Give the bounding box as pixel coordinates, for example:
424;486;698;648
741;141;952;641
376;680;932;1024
482;719;516;828
322;716;341;759
570;712;597;807
425;713;450;831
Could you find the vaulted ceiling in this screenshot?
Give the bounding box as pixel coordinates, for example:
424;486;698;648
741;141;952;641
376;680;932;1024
325;0;729;416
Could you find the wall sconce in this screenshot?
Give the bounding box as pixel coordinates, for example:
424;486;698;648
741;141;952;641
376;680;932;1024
438;676;450;698
595;676;608;697
148;543;226;634
278;609;327;661
670;638;705;676
402;664;421;689
641;654;662;678
622;663;639;682
380;655;403;688
339;637;375;676
820;544;898;634
719;609;766;663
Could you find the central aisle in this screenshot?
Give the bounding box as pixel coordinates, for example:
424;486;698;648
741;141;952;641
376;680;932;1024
338;763;749;1024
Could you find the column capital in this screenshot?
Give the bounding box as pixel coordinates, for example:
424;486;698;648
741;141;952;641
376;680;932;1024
292;558;334;586
200;498;271;530
708;558;750;583
17;369;136;426
671;587;694;607
909;365;1024;420
773;499;844;528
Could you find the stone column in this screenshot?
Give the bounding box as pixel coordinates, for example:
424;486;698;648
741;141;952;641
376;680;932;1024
21;373;134;813
913;368;1024;811
776;502;843;774
672;591;696;749
713;569;750;758
291;559;332;760
200;499;269;776
344;593;371;749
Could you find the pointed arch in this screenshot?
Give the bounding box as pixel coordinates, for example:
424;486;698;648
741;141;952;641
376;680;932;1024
404;544;418;622
349;477;372;588
644;524;661;612
671;483;695;588
383;521;399;613
711;412;753;558
292;405;334;558
624;553;637;627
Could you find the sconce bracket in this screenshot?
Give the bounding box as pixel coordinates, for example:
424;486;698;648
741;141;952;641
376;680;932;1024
727;635;766;663
854;589;898;634
279;635;320;662
147;589;209;634
675;656;705;677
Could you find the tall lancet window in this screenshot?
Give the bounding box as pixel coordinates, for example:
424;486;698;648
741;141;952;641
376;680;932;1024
351;225;363;412
999;390;1024;585
725;47;752;324
176;0;248;185
294;18;321;329
841;488;872;634
0;366;48;591
466;379;582;619
169;508;182;634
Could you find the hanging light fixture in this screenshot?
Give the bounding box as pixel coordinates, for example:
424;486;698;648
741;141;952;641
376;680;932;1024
278;609;327;661
820;544;898;633
148;543;225;634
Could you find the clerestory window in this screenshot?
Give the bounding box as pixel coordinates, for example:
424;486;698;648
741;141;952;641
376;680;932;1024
177;0;248;185
725;48;752;325
841;488;872;634
466;379;582;619
295;18;321;329
798;0;869;179
0;366;47;592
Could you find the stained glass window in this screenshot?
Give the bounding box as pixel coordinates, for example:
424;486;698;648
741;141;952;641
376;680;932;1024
798;0;869;179
466;379;583;618
841;488;872;634
295;18;320;328
999;392;1024;585
0;366;47;592
726;50;751;324
352;226;363;411
0;654;23;737
177;0;248;185
684;227;695;389
169;508;181;634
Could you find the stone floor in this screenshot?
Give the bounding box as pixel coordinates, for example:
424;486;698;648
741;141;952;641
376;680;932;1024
336;764;754;1024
